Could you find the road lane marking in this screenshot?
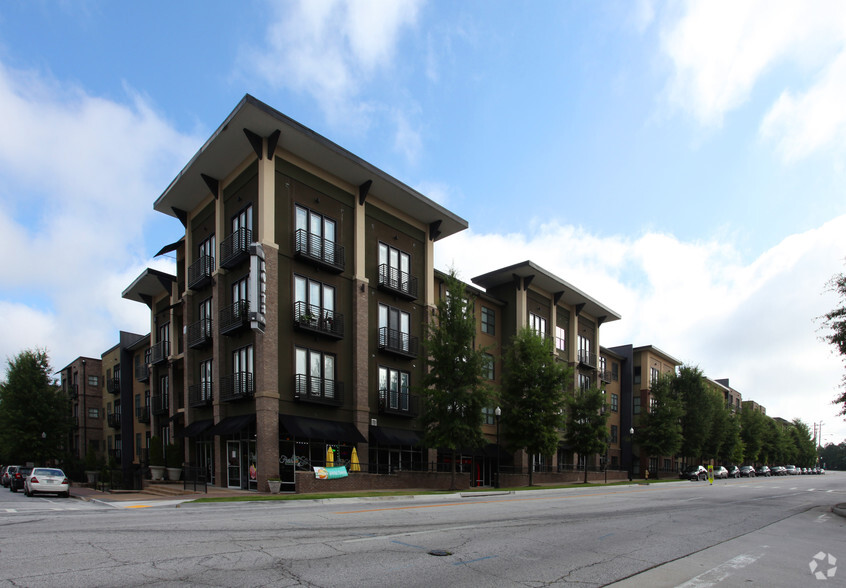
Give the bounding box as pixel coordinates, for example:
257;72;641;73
676;551;766;587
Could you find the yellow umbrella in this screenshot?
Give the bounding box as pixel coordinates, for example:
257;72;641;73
326;446;334;468
350;447;361;472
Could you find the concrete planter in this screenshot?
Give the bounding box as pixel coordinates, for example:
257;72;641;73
149;465;165;481
267;480;282;493
166;467;182;481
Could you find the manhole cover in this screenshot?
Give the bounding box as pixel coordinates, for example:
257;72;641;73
428;550;452;557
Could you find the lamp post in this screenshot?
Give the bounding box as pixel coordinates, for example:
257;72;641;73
628;427;635;482
41;432;47;466
495;406;502;488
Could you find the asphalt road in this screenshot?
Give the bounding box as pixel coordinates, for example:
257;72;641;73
1;472;843;587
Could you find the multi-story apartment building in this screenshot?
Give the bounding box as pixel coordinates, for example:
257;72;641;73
58;357;103;462
742;400;766;415
135;95;468;492
715;378;742;414
600;346;625;469
471;260;622;475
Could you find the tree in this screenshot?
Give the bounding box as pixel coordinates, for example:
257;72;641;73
500;327;571;486
789;419;817;467
677;366;713;463
740;406;767;464
819;270;846;416
718;414;744;466
701;391;728;462
419;270;492;490
0;349;70;464
636;374;683;477
564;385;609;483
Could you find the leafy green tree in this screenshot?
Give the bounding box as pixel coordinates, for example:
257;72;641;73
761;418;787;464
819;441;846;470
500;327;571;486
819;270;846;416
0;349;71;464
636;374;683;478
719;414;744;465
677;365;713;462
564;385;609;483
740;406;767;464
789;420;817;466
701;391;728;461
419;270;492;490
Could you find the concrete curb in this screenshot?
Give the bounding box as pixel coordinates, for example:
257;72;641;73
831;503;846;518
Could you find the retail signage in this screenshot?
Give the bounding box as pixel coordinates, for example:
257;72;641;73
313;466;348;480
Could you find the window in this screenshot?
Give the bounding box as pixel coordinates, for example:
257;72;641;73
611;361;618;381
650;367;659;385
296;205;337;263
482;407;497;425
88;408;99;419
294;275;335;322
633;396;641;415
555;326;566;352
295;347;335;399
379;242;412;295
529;313;546;337
611;393;618;412
483;353;495;380
198;234;215;261
200;358;213;402
578;335;592;364
88;375;98;387
610;425;618;443
481;306;495;335
650;396;658;414
634;366;641;385
379;303;411;353
378;366;410;411
199;297;212;334
579;373;590;391
232;275;248;305
136;433;142;457
232;203;253;235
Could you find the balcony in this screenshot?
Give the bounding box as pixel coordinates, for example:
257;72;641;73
293;301;343;339
378;264;418;300
150;340;170;365
68;385;78;400
294;374;343;406
219;300;249;335
136;405;150;424
379;390;419;418
294;229;345;273
220;227;251;269
578;349;597;369
189;382;214;408
135;363;149;382
378;327;419;359
187;255;214;290
187;318;213;349
107;376;121;395
151;394;169;416
600;370;612;383
219;372;254;402
107;411;121;429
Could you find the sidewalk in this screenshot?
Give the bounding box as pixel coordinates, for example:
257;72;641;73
70;483;255;503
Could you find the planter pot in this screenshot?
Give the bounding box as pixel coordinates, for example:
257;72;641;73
166;467;182;481
149;465;165;481
267;480;282;494
85;471;98;485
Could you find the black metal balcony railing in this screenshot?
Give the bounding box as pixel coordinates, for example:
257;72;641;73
135;362;149;382
107;376;120;395
294;374;343;406
294;229;345;273
189;382;214;407
378;390;419;417
219;300;249;335
187;318;213;349
136;405;150;424
151;394;169;416
378;264;418;300
292;301;344;339
219;372;254;402
107;411;121;429
187;255;214;290
378;327;419;358
220;227;251;269
578;349;597;369
150;340;170;365
600;370;612;383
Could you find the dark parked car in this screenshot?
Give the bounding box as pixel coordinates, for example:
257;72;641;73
683;465;708;481
3;465;20;488
727;465;740;478
756;465;771;477
771;466;786;476
740;465;756;477
0;466;11;487
9;466;33;492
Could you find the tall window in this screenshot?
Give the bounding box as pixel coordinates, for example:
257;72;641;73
160;375;169;411
481;306;495;335
294;275;334;320
379;303;410;352
199;297;212;336
483;353;495;380
200;358;213;401
158;322;170;351
555;326;566;352
610;425;618;443
233;345;254;396
650;367;659;385
379;242;411;294
578;335;591;363
633;396;641;414
296;205;336;263
482;407;496;425
378;366;409;411
611;393;618;412
579;373;590;391
296;347;335;399
198;234;215;261
529;313;546;337
232;204;253;235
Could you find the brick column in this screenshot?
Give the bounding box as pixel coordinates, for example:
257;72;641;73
353;278;370;467
255;248;279;492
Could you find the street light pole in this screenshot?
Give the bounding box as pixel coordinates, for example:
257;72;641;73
495;406;501;489
629;427;635;482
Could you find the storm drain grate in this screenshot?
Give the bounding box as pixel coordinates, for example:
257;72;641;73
428;550;452;557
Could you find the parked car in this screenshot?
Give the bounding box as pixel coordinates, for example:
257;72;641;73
756;465;771;477
771;466;787;476
784;465;797;475
0;466;11;487
727;465;740;478
24;467;70;498
712;466;728;479
740;465;756;477
9;466;33;492
683;465;708;481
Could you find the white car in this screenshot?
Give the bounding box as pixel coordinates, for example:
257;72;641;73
24;467;70;498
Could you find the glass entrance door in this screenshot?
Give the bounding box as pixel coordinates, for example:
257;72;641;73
226;440;240;488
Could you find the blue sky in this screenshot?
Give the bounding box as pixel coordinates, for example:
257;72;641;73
1;1;846;445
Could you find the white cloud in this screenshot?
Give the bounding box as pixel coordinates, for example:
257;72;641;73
435;214;846;441
659;0;846;160
0;60;198;375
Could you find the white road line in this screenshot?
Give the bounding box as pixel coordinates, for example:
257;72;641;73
677;551;766;587
4;509;17;513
